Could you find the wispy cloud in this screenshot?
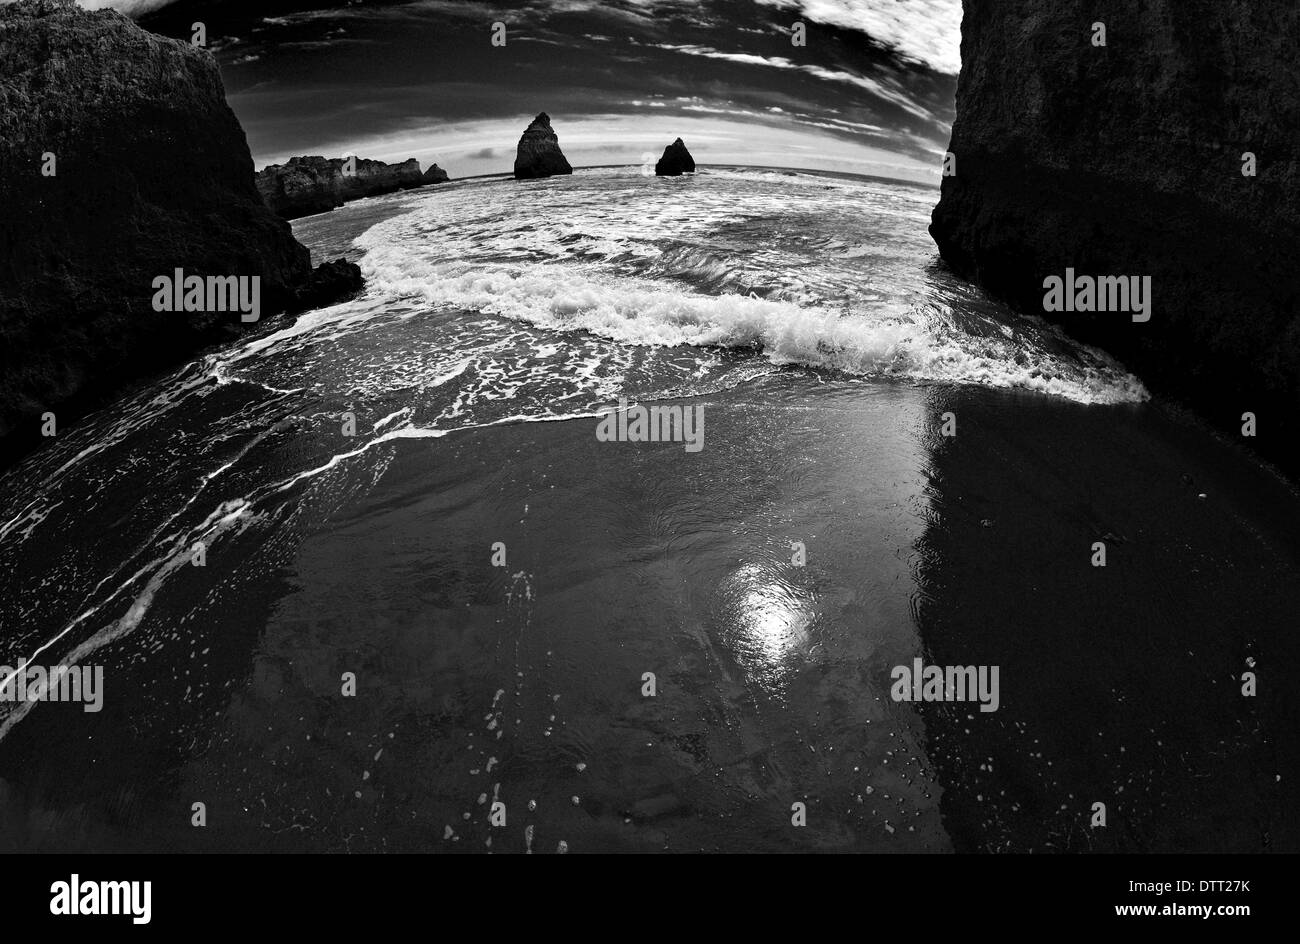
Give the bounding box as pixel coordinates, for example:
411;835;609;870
752;0;962;74
650;43;942;125
74;0;180;15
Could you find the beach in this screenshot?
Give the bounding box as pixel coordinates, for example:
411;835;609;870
0;168;1295;852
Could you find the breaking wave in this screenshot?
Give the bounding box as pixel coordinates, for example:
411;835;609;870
355;167;1147;405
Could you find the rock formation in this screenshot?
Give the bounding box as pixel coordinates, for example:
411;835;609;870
290;259;364;314
255;156;433;220
514;113;573;180
423;163;450;185
655;138;696;176
0;0;361;456
930;0;1300;468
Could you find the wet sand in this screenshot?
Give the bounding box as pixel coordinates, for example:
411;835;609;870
2;374;1295;852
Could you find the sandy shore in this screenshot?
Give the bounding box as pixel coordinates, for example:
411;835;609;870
2;372;1295;852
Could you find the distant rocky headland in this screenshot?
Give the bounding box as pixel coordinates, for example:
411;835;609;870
0;0;361;460
930;0;1299;469
514;113;573;180
255;155;450;220
655;138;696;176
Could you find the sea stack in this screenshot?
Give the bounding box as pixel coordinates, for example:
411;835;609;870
929;0;1300;467
514;112;573;180
0;0;360;449
256;156;428;220
423;163;450;184
655;138;696;176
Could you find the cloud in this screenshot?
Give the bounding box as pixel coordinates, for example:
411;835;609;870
0;1;183;17
651;43;941;124
78;0;180;15
753;0;961;74
58;0;964;78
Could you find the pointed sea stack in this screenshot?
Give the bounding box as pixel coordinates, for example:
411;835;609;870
513;112;572;180
423;163;450;184
655;138;695;176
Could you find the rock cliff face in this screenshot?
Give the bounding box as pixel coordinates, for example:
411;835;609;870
930;0;1300;465
655;138;695;176
255;155;431;220
514;113;573;180
423;163;449;185
0;0;360;454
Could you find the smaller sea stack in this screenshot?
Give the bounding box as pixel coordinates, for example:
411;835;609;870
655;138;695;176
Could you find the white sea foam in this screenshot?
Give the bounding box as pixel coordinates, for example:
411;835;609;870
357;233;1147;405
346;168;1148;405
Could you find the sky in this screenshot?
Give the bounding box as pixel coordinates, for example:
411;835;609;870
53;0;963;183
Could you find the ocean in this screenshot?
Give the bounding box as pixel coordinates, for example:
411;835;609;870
0;167;1295;852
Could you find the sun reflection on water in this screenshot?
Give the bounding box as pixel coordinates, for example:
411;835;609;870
719;561;812;684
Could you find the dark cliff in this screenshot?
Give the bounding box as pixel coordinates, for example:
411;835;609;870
255;155;435;220
930;0;1300;467
514;113;573;180
655;138;696;176
0;0;359;455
